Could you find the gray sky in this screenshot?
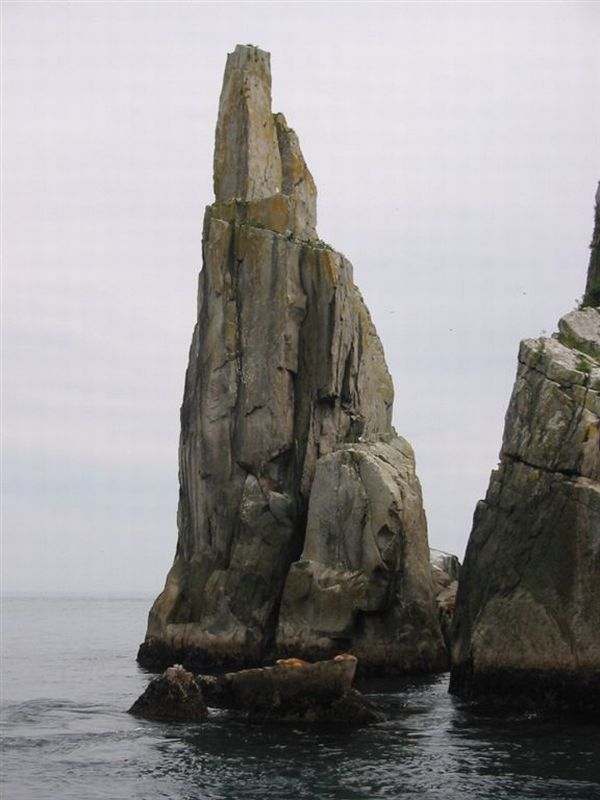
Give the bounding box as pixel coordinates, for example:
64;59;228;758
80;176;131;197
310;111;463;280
2;0;599;595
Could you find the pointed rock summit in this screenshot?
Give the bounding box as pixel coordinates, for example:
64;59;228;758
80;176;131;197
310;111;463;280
213;45;317;239
451;184;600;712
138;45;445;674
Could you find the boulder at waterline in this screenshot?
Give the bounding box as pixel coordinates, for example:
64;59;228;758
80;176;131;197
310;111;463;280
137;44;445;674
450;184;600;713
196;654;384;726
128;664;208;722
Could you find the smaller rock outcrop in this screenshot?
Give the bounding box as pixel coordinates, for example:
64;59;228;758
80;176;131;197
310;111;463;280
197;654;383;726
450;185;600;712
128;656;381;726
430;549;461;583
128;664;208;722
430;549;460;652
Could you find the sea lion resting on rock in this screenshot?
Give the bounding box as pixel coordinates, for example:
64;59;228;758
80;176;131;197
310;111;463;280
129;655;380;726
276;653;356;668
197;654;380;725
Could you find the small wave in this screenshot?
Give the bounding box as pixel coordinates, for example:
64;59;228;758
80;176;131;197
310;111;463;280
1;698;110;728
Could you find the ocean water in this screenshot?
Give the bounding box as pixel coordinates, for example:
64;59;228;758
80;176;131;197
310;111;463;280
1;597;599;800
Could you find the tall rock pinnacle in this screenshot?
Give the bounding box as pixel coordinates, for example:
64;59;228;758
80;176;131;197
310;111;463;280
213;44;317;239
213;46;281;203
450;183;600;713
138;46;445;674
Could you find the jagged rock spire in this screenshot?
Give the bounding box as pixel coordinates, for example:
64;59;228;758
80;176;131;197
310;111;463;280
213;44;317;239
583;181;600;307
213;45;281;203
138;45;445;676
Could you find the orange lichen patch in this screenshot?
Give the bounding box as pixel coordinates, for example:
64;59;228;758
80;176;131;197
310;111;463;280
334;653;357;663
246;194;290;234
581;421;600;479
211;199;239;224
276;657;310;668
320;250;339;287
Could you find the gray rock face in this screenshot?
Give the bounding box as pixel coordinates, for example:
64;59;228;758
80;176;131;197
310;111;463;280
277;439;447;671
197;655;384;726
450;193;600;711
430;549;460;652
138;45;444;674
128;665;208;722
430;549;461;583
213;45;316;239
213;46;281;204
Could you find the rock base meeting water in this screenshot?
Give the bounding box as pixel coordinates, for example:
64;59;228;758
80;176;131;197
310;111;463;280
450;186;600;714
139;44;445;675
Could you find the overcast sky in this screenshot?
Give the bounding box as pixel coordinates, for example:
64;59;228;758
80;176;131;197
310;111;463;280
2;0;599;596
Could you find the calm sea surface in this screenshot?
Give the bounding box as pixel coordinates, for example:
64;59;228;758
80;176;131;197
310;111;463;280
1;597;599;800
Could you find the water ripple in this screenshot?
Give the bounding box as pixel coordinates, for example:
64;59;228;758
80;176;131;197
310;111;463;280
3;598;600;800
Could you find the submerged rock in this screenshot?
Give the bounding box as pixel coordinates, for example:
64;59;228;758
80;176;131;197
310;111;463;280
128;664;208;722
138;44;444;674
197;654;384;726
450;185;600;713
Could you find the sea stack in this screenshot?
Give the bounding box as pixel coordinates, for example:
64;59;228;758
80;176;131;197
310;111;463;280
138;45;446;674
450;184;600;712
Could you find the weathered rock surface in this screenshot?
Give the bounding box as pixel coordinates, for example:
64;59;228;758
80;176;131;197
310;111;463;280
129;656;380;726
197;653;384;725
430;549;460;652
213;45;316;239
138;45;444;675
199;654;357;708
128;664;208;722
450;187;600;712
430;548;461;583
277;439;447;671
197;654;383;726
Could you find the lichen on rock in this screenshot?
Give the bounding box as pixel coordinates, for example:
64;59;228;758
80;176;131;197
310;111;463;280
276;438;447;672
430;549;460;652
450;185;600;712
197;654;384;726
213;45;316;239
137;45;444;675
128;664;208;722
